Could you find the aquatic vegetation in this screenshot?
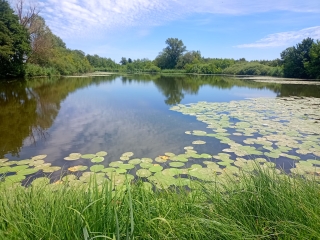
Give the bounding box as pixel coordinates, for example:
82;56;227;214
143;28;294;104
1;97;320;190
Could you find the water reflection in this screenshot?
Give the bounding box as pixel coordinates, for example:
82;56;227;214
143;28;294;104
0;74;319;159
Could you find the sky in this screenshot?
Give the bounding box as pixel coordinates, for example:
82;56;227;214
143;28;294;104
26;0;320;62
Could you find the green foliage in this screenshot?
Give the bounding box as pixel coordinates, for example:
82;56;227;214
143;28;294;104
176;50;202;69
304;40;320;79
0;0;30;78
155;38;187;69
86;54;118;70
281;38;314;78
24;63;59;77
1;169;320;239
223;62;283;77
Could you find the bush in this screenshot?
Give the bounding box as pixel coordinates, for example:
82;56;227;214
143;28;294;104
24;63;59;78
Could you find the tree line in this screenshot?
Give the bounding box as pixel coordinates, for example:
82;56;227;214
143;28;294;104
0;0;319;79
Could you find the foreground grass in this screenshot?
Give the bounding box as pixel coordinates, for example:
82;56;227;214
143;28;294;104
0;169;320;239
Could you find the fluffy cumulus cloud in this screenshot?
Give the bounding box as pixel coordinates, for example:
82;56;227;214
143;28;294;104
38;0;320;38
236;26;320;48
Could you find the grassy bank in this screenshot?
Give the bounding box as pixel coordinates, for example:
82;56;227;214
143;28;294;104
1;168;319;239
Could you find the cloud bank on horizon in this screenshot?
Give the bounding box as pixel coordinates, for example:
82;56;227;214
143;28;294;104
40;0;320;38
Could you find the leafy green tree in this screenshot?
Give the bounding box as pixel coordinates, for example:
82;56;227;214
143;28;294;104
128;58;132;63
155;38;187;69
176;51;201;69
0;0;30;78
120;57;127;65
281;38;314;78
304;40;320;79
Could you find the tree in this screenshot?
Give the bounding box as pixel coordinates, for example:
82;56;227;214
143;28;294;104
176;50;201;69
304;40;320;79
155;38;187;69
120;57;127;65
0;0;30;78
281;38;314;78
128;58;132;63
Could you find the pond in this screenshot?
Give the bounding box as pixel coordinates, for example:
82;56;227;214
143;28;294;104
0;74;320;186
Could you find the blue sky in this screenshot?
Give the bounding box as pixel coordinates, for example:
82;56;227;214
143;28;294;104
34;0;320;62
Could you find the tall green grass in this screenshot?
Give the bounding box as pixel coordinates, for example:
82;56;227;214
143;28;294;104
0;169;319;239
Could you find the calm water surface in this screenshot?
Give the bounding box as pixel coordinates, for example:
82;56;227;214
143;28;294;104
1;74;319;171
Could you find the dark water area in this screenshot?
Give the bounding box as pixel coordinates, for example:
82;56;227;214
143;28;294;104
1;74;319;171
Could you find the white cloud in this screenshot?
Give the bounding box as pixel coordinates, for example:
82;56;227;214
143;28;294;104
36;0;320;39
236;26;320;48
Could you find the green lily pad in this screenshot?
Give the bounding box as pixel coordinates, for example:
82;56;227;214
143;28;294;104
42;166;61;173
165;152;175;157
141;158;153;163
29;160;45;166
149;165;163;173
64;157;79;161
116;169;127;174
169;162;185;168
68;165;88;172
118;164;135;170
155;157;168;163
192;140;206;145
81;154;96;159
96;151;108;157
62;174;77;181
120;156;129;161
128;159;141;165
0;167;11;174
91;157;104;163
109;161;123;167
69;153;81;159
16;168;39;176
184;146;194;150
32;155;47;160
140;162;153;169
190;164;202;169
122;152;134;158
90;165;105;172
16;159;32;165
4;174;26;183
11;165;29;172
136;169;152;178
101;168;116;173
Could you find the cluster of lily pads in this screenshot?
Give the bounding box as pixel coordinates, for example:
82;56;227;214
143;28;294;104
1;97;320;190
170;97;320;179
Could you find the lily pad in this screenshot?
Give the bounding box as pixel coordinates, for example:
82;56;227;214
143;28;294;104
101;168;116;173
81;154;96;159
4;175;26;183
90;165;105;172
141;158;153;163
140;162;153;169
169;162;185;168
11;165;29;172
62;174;77;182
118;164;135;170
128;159;141;165
136;169;152;178
192;140;206;145
91;157;104;163
68;165;88;172
42;166;61;173
96;151;108;157
69;153;81;159
32;155;47;160
165;152;175;157
121;152;134;158
109;161;123;167
16;168;39;175
149;165;163;173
